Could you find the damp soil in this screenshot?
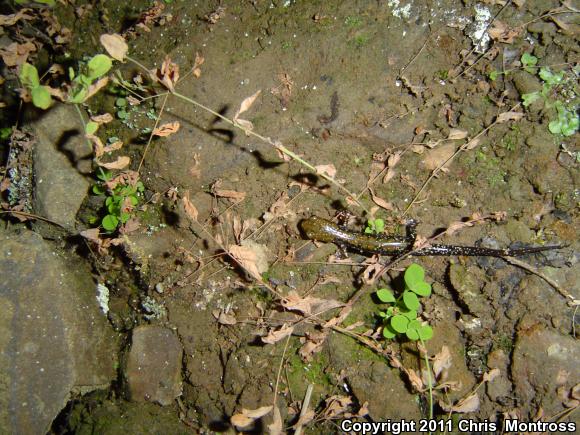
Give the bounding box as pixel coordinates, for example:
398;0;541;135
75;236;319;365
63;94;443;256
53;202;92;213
3;0;579;433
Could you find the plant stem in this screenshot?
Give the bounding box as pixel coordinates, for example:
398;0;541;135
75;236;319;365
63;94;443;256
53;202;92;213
419;337;434;421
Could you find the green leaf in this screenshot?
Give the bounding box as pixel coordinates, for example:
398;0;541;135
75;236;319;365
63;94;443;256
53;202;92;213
548;120;562;135
382;325;397;339
522;92;540;107
401;309;417;320
120;212;131;223
539;67;564;86
92;184;106;195
411;281;431;297
521;53;537;73
85;121;99;135
404;264;425;290
69;87;89;104
418;325;433;341
97;168;112;181
136;181;145;192
408;319;422;330
376;288;396;303
117;110;128;120
391;315;409;333
405;328;419;341
115;97;127;107
20;63;40;89
31;86;52;109
102;214;119;231
374;219;385;233
402;291;420;311
129;195;138;206
489;70;498;81
87;54;112;80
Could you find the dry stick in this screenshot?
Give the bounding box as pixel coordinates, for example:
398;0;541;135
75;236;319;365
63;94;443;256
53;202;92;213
504;256;578;304
402;102;521;217
294;384;314;435
272;334;291;412
0;210;69;229
137;92;169;173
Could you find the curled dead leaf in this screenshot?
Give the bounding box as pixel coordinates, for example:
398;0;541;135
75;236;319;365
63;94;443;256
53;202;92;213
153;121;180;137
261;324;295;344
230;406;273;429
422;143;456;171
91;113;114;124
483;368;500;383
228;242;268;281
447;128;468;140
281;291;342;316
181;191;198;221
98;155;130;170
440;393;480;413
496;111;524;123
212;309;237;325
432;346;452;381
315;163;337;178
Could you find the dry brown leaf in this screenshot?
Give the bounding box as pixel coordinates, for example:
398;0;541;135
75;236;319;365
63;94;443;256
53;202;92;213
281;291;342;316
441;393;480;413
368;186;393;211
231;406;273;429
120;218;140;234
84;77;109;102
483;368;500;383
189;153;201;179
261;325;295;344
157;56;179;92
299;330;328;362
405;368;425;392
496;111;524;123
213;188;246;202
423;143;456;171
228;243;265;281
91;113;114;124
182;191;198;221
212;309;237;325
191;52;204;78
80;228;101;243
100;33;128;62
488;20;520;43
86;134;105;158
153;121;180;137
464;136;481;150
0;42;36;67
315;163;337;178
267;405;283;435
103;141;123;154
0;10;34;26
235;90;261;119
447;128;468;140
432;346;452;381
99;156;130;170
322;395;353;419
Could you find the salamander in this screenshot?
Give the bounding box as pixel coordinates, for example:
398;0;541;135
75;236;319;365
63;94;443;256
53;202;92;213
300;216;562;257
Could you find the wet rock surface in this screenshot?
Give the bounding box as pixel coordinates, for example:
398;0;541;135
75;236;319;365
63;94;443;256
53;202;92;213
30;105;91;229
0;229;117;434
125;325;184;406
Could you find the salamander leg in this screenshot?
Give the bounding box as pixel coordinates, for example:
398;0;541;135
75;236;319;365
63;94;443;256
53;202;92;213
404;219;418;244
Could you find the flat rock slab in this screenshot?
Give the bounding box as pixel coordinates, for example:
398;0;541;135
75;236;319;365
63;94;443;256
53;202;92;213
512;323;580;419
31;105;91;229
125;325;183;406
0;229;117;435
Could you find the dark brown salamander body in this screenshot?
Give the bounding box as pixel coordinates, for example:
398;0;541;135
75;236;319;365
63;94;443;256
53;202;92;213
301;217;562;257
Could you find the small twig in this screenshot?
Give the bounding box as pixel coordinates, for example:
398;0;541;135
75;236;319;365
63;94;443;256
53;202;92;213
0;210;69;230
138;92;168;173
504;256;578;305
294;384;314;435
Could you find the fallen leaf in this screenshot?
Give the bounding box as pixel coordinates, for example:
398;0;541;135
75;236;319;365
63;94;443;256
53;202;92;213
181;191;198;221
262;324;295;344
299;330;328;361
496;111;524;123
422;143;456;171
488;20;520;43
156;56;179;92
315;163;337;178
212;309;237;325
432;346;452;381
267;405;283;435
0;41;36;67
213;186;246;202
441;393;480;413
235;90;261;119
191;52;204;78
368;186;393;211
282;291;343;316
80;228;101;243
231;406;273;429
103;141;123;153
483;368;500;383
322;395;353;419
405;368;425;392
153;121;180;137
84;76;109;102
100;33;128;61
189;153;201;178
120;218;140;234
91;113;114;124
447;128;468;140
228;242;268;281
0;10;34;26
99;155;130;170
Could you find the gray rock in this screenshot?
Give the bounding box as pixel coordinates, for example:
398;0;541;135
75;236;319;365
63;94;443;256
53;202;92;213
0;229;117;435
512;322;580;419
30;104;91;229
125;325;183;406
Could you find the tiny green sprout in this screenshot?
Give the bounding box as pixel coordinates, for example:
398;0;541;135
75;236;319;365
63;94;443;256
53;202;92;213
489;70;499;81
85;121;99;135
521;92;540;107
549;101;579;137
521;53;538;74
19;63;53;109
365;218;385;234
